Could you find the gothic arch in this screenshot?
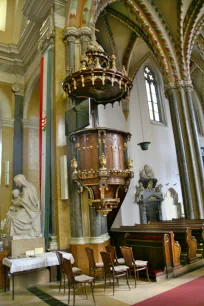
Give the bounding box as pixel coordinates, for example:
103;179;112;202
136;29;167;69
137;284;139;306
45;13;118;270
183;0;204;74
91;0;180;82
65;0;180;82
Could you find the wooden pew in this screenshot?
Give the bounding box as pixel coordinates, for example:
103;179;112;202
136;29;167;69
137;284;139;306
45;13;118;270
149;221;204;257
110;227;181;278
130;224;197;264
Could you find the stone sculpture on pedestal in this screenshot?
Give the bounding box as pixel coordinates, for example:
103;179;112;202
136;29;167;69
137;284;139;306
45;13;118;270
5;174;41;238
136;165;164;223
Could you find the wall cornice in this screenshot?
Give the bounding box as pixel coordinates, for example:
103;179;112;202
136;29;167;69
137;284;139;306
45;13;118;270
22;119;39;129
0;119;14;128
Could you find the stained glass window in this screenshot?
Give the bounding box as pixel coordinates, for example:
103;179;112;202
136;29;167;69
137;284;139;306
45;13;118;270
144;66;161;122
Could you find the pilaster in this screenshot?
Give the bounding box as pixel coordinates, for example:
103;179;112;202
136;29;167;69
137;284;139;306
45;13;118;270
22;119;39;195
38;10;59;250
0;119;14;221
13;93;24;187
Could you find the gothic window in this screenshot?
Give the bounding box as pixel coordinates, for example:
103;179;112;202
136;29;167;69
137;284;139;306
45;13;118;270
144;66;162;123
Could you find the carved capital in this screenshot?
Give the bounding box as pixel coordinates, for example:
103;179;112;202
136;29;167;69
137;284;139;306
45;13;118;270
38;14;55;53
165;79;193;96
183;80;193;92
63;27;79;42
79;26;92;42
164;82;177;96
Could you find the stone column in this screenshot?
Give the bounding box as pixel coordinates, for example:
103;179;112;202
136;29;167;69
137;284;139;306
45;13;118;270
80;27;92;55
67;139;83;241
184;82;204;212
166;84;194;219
63;27;78;75
38;13;59;249
178;83;204;218
63;27;84;243
13;92;24;185
89;207;103;242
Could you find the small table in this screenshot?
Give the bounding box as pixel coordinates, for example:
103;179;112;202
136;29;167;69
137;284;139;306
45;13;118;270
3;251;74;300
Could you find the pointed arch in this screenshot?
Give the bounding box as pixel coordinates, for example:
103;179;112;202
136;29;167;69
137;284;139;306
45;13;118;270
183;0;204;73
92;0;180;82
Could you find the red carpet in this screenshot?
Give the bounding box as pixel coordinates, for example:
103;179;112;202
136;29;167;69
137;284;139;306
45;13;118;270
132;276;204;306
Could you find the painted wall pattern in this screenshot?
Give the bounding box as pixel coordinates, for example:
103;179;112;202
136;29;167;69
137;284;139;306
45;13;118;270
66;0;203;83
102;11;121;69
105;4;169;81
68;0;79;26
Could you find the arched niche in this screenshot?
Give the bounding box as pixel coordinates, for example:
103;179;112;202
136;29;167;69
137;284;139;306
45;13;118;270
163;188;182;220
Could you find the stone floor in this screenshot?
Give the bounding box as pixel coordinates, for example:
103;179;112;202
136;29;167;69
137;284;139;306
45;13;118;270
0;267;203;306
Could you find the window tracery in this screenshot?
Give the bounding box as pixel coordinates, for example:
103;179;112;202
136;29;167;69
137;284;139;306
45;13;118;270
144;66;162;123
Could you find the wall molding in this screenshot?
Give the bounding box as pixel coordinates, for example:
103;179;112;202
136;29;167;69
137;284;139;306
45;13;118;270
70;233;110;245
22;119;39;130
0;118;14;128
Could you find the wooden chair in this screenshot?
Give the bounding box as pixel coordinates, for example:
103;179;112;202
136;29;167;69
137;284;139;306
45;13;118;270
85;247;104;280
63;258;95;305
56;251;81;294
105;245;125;265
100;251;130;296
120;246;151;288
0;249;9;289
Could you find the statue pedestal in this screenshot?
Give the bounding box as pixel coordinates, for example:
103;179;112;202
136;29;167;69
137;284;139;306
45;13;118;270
3;236;45;256
138;191;164;224
3;236;51;289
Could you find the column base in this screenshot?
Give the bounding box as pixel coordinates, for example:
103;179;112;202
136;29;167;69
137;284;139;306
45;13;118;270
49;235;59;251
70;236;110;275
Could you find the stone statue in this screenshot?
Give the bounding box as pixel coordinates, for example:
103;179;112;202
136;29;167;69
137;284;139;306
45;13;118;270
9;189;21;212
5;174;41;238
140;164;155;179
147;180;153;190
135;182;144;202
155;184;163;193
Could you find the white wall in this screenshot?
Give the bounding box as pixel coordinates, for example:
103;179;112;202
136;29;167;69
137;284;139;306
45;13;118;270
98;62;183;227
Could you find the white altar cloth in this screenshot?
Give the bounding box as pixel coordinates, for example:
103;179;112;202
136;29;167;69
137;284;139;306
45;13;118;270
3;252;74;274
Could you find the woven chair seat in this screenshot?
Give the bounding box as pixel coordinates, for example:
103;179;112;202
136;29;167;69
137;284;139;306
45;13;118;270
72;267;81;275
95;262;104;268
116;258;125;264
75;274;94;283
111;265;129;272
135;260;148;267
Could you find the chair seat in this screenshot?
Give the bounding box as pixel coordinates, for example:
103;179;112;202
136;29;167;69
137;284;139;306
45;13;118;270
95;262;104;268
117;258;125;264
75;274;94;283
72;267;81;275
135;260;148;266
111;265;129;272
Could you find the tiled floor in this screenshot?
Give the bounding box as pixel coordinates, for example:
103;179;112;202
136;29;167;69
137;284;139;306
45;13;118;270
0;267;203;306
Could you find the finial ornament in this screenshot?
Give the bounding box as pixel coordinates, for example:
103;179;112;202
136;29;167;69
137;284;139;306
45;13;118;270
99;153;107;170
127;157;133;171
71;158;78;173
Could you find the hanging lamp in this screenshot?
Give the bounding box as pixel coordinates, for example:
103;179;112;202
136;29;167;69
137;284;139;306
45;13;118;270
136;75;151;151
